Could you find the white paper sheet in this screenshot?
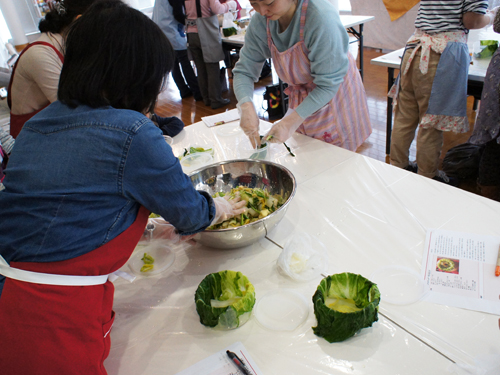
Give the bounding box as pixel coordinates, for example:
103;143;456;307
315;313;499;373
421;229;500;315
202;109;240;128
175;342;263;375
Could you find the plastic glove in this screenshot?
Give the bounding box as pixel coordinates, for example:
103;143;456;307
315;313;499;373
211;195;247;226
227;0;237;11
143;218;196;245
264;108;304;143
238;101;261;148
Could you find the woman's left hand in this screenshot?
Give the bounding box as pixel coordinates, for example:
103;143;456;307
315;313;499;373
143;218;197;245
264;109;304;143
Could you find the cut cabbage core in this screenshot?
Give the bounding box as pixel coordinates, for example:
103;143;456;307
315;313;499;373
325;297;362;313
210;296;242;308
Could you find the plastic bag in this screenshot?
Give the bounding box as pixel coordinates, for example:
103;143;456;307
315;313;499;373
222;12;237;36
442;143;485;180
277;233;329;282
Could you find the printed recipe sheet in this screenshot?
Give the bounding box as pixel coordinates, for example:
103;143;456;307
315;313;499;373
421;229;500;314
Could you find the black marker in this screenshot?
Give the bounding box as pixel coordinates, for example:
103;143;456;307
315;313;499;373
226;350;252;375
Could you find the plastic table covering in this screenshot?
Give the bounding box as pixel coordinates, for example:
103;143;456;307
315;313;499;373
105;121;500;375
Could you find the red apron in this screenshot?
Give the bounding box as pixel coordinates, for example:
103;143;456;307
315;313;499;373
0;206;149;375
7;41;64;139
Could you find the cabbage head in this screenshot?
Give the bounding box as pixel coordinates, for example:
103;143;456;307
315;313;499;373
312;272;380;343
195;270;256;329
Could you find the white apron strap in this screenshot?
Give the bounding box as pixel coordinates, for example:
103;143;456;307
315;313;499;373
0;254;109;286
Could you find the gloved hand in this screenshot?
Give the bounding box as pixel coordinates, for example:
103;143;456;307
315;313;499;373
238;101;261;148
143;218;196;245
211;195;247;225
264;108;304;143
227;0;237;11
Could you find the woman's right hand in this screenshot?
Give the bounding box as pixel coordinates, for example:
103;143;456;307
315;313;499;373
212;195;247;225
238;102;261;148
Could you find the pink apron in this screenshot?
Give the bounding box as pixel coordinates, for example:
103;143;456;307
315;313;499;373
267;0;372;151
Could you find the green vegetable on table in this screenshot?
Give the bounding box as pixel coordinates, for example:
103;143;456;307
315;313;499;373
180;146;213;160
312;272;380;343
476;40;499;59
140;253;155;272
223;27;237;37
195;270;256;329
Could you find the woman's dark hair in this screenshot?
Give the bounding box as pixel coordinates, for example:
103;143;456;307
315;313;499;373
39;0;98;33
58;0;175;114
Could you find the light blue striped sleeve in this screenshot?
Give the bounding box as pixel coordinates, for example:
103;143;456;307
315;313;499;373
232;14;271;105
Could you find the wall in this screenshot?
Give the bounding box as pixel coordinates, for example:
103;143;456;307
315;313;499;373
348;0;418;51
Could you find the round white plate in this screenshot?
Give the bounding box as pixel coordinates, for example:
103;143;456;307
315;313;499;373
254;289;309;331
128;241;176;277
370;265;428;305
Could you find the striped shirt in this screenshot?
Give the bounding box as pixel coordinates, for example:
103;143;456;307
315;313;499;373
415;0;488;33
0;128;14;154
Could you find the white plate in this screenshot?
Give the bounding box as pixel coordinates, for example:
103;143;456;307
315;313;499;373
180;152;213;173
253;289;309;331
128;241;176;277
370;265;428;305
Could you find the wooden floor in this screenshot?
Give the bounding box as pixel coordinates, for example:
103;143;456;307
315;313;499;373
154;47;480;195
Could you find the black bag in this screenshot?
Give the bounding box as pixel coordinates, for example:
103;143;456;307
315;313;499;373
263;84;286;120
442;143;485;180
259;59;272;80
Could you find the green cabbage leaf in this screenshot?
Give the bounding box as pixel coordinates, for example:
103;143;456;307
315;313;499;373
195;270;256;329
312;272;380;343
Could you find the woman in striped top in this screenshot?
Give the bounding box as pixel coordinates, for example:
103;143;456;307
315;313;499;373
389;0;494;185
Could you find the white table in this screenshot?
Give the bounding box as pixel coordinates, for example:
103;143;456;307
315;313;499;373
104;121;500;375
370;26;500;155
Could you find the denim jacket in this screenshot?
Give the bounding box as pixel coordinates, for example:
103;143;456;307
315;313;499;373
0;102;215;287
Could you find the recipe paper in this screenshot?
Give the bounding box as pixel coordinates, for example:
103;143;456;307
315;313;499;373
421;229;500;315
174;342;263;375
202;109;240;128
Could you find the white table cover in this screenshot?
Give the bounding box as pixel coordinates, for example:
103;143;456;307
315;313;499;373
105;121;500;375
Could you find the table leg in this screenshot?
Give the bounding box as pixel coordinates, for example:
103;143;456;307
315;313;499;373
359;24;364;81
386;67;395;155
347;24;364;80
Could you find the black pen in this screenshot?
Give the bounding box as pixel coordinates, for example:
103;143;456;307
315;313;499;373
226;350;252;375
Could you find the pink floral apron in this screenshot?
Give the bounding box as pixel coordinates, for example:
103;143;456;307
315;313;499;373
266;0;371;151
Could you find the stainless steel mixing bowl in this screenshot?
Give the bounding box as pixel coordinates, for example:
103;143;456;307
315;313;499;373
189;159;296;249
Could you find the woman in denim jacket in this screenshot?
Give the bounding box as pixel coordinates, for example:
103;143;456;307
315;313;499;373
0;1;244;374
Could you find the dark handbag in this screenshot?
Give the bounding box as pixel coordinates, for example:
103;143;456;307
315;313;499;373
263;83;287;120
442;143;485;180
